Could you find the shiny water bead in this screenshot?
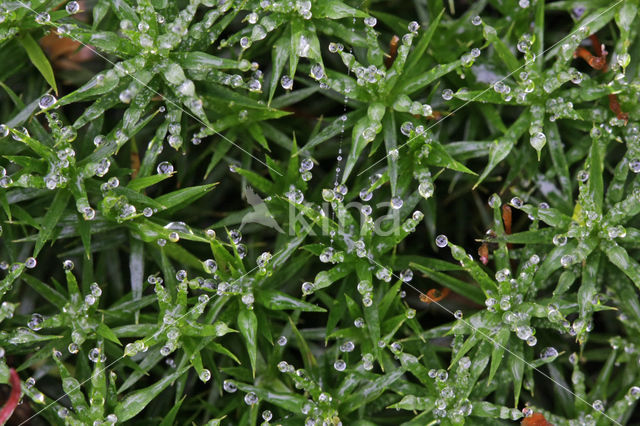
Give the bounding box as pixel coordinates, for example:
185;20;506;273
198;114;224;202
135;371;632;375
390;196;403;209
495;268;510;282
299;158;314;172
68;343;79;354
175;270;187;282
25;376;36;389
509;197;523;208
199;369;211;383
301;281;314;295
627;386;640;403
157;238;167;246
519;0;530;7
400;121;414;136
357;280;372;294
157;161;174;174
540;347;558;360
88;347;101;362
552;234;567;246
560;255;574;267
39;94;56;109
516;325;533;340
310;64;324;80
453;310;463;320
418;180;434;199
35;12;50;24
242;391;259;406
457;356;471;370
204;259;217;273
262;410;273;421
442;88;454;100
576;170;589;182
229;229;242;244
340;341;355;352
408;21;420;32
65;1;80;14
435;234;448;248
436;369;448;381
241;293;255;307
375;267;392;282
354;317;364;328
526;335;537;346
276;335;287;346
628;159;640;173
364;16;377;27
142;207;153;217
333;359;346;371
24;256;37;269
592;400;604;412
168;134;183;149
399;268;413;282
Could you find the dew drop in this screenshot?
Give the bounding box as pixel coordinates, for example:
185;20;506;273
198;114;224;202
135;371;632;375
244;391;258;405
157;161;174;174
333;359;346;371
199;369;211;383
65;1;80;14
390;196;403;209
435;234;448;248
39;94;56;109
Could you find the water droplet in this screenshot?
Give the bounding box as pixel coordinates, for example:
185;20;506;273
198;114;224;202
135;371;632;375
364;16;377;27
454;310;463;319
628;159;640;173
339;341;355;352
354;317;364;328
262;410;273;421
530;132;546;151
301;281;314;295
540;347;558;360
560;254;574;267
68;343;79;354
577;170;589;182
553;234;567;246
519;0;530;7
390;196;403;209
244;391;258;405
65;1;80;14
204;259;217;274
157;161;174;174
592;400;604;412
277;335;287;346
510;197;523;208
471;15;482;26
459;357;471;369
39;94;56;109
333;359;346;371
199;369;211;382
495;268;510;282
88;347;101;362
28;313;44;330
435;234;448;248
526;335;537;346
35;12;50;24
310;64;324;80
25;257;37;269
408;21;420;32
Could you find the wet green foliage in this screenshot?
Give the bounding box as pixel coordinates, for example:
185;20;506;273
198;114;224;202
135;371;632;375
1;0;640;425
